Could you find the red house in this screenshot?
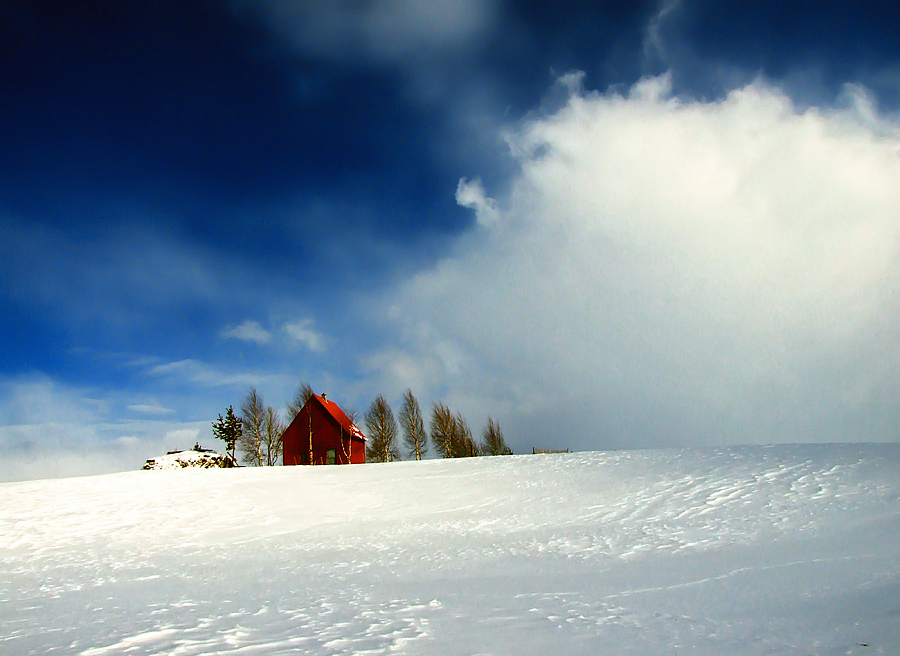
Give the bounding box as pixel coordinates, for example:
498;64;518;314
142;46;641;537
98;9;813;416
282;394;366;465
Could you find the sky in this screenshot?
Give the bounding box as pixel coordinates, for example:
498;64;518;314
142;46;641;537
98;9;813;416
2;1;900;480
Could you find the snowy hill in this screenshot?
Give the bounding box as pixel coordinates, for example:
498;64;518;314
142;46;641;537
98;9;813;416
1;445;898;655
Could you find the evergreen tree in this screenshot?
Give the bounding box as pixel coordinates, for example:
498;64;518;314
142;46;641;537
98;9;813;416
481;417;513;455
399;389;428;460
365;395;400;463
211;405;242;461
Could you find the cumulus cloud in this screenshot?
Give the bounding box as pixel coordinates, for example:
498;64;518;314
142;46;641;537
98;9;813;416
370;74;900;450
456;178;500;227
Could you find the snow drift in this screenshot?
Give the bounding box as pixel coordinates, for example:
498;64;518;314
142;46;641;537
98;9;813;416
1;444;898;655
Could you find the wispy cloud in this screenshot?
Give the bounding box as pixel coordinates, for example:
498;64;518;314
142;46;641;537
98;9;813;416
146;359;265;388
248;0;498;64
218;317;327;353
283;319;326;353
0;217;253;347
127;404;174;415
643;0;682;70
0;374;209;482
221;320;272;345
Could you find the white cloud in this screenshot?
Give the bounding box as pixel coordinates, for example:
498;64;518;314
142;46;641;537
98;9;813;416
283;319;326;353
0;374;211;482
243;0;505;113
146;358;266;388
127;404;174;415
221;320;272;345
162;428;202;451
249;0;498;64
456;178;500;227
643;0;682;69
369;75;900;450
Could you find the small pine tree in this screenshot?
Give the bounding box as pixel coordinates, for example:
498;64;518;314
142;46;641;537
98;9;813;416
212;405;242;462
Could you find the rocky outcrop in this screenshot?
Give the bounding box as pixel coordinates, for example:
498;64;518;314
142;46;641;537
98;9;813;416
143;448;237;470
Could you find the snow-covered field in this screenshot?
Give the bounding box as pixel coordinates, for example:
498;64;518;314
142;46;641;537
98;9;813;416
1;444;898;655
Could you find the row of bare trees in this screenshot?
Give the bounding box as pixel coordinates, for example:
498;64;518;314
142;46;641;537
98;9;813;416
211;382;319;466
212;387;286;467
214;383;512;466
364;389;513;463
214;383;352;467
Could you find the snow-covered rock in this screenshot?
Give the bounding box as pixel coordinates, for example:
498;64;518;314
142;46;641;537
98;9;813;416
143;448;236;470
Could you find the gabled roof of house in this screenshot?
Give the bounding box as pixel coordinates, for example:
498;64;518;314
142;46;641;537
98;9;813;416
311;394;366;442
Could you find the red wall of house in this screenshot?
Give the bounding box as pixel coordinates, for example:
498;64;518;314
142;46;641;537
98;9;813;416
350;437;365;464
282;398;365;465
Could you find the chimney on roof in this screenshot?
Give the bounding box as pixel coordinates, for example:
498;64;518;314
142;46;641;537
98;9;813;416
321;392;327;402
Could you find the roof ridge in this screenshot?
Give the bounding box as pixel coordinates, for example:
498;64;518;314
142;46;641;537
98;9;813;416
312;394;365;441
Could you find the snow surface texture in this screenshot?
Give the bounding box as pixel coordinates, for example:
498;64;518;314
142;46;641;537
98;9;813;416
1;445;898;655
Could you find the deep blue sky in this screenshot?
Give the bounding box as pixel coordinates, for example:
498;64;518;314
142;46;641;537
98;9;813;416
2;1;900;480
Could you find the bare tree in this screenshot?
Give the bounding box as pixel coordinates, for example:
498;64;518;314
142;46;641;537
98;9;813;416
239;387;265;466
399;389;428;460
453;412;479;458
286;382;315;421
342;405;360;425
262;405;285;466
430;401;456;459
481;417;513;455
430;403;478;458
365;395;400;463
336;405;360;463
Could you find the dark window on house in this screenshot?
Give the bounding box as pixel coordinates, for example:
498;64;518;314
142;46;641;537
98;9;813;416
326;449;336;465
301;452;309;465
